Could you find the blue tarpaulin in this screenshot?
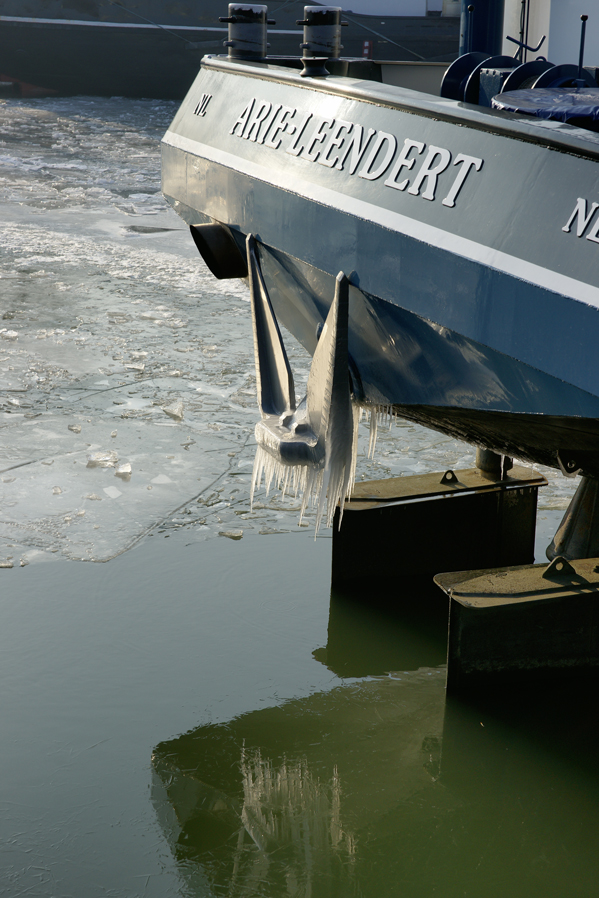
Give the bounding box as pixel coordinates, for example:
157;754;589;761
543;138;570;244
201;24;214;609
492;88;599;123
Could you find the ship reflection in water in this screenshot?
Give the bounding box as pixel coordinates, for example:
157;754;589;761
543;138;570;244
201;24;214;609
151;588;599;898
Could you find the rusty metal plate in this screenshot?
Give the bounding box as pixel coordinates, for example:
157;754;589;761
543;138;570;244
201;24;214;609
346;465;547;512
435;556;599;608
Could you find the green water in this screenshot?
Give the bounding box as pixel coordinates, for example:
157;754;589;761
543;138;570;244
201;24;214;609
0;92;592;898
1;529;598;897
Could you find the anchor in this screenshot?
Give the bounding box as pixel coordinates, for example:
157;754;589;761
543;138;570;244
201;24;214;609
246;235;359;531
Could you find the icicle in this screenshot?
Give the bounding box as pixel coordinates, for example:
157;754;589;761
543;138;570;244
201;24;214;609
247;234;358;534
250;402;361;531
364;404;394;458
368;408;378;459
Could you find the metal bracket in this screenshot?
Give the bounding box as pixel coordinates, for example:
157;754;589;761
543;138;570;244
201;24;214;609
557;451;582;479
440;469;458;485
542;555;577;580
506;33;546;58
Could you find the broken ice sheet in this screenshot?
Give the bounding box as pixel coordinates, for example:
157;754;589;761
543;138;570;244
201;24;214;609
115;462;132;480
87;450;119;468
0;95;522;564
219;530;243;540
162;400;183;421
151;474;172;485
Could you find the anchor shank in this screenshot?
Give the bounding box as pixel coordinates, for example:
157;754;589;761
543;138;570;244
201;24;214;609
247;234;295;418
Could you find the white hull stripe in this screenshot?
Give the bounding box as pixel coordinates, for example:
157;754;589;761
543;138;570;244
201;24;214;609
0;15;301;35
164;130;599;311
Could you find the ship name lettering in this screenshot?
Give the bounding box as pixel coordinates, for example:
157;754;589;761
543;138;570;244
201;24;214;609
318;119;353;168
303;118;335;162
246;100;273;142
359;131;397;181
336;125;375;174
193;93;212;117
285;111;313;156
264;106;295;148
230;98;484;207
563;197;599;242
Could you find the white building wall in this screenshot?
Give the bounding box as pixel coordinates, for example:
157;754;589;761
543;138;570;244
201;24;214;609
546;0;599;66
503;0;598;67
442;0;461;15
502;0;551;61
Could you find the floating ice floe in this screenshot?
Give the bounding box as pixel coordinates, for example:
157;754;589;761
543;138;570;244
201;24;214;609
162;400;184;421
87;450;118;468
219;530;243;540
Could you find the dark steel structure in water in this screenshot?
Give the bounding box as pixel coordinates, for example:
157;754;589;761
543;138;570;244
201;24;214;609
0;0;459;98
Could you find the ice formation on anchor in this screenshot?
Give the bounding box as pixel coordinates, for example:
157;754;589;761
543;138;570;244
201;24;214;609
247;235;359;532
362;404;395;459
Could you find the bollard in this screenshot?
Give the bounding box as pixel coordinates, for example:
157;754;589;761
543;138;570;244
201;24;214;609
220;4;274;60
297;6;345;59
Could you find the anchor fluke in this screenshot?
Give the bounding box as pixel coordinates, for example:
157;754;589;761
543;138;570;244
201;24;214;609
247;234;295;419
247;236;359;531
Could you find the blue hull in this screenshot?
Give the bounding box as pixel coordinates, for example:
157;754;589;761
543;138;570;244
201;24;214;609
256;239;599;471
162;56;599;475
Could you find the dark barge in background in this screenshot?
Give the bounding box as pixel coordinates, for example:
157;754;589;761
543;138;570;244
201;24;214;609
0;0;459;99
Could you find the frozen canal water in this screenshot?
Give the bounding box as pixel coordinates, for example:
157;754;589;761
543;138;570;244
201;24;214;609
0;96;576;562
0;95;592;898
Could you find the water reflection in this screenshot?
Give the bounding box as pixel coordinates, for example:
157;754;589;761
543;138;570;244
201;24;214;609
314;584;448;676
152;668;445;898
152;587;599;898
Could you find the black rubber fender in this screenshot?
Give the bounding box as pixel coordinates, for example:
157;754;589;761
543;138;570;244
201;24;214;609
189;223;248;279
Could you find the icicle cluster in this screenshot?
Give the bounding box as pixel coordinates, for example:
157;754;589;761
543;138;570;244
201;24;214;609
362;404;395;458
251;402;361;533
247;239;397;535
251;403;399;534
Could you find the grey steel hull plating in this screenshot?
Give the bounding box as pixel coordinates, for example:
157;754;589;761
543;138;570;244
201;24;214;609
162;56;599;475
